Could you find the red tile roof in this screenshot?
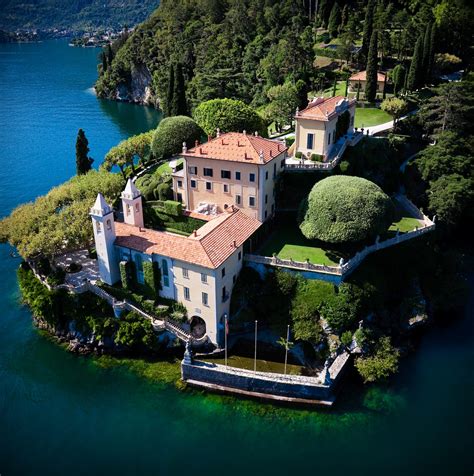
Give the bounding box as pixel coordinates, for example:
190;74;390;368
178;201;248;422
296;96;356;121
114;208;261;269
182;132;287;164
349;70;386;82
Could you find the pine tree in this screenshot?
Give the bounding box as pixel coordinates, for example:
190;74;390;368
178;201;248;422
361;0;375;61
328;2;341;39
172;63;188;116
164;63;175;117
392;64;406;96
365;30;378;103
75;129;93;176
407;34;423;91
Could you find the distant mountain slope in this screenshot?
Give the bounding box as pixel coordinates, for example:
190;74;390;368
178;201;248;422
0;0;160;31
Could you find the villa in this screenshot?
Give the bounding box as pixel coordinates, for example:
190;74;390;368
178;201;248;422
172;131;287;221
348;70;387;94
90;179;261;346
293;95;356;160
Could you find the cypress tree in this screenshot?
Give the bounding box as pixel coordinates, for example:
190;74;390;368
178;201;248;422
106;44;113;68
172;63;188;116
365;30;378;103
427;25;436;82
328;2;341;39
340;4;349;33
407;34;423;91
75;129;93;176
392;64;406;96
361;0;375;61
421;23;432;85
165;63;175;117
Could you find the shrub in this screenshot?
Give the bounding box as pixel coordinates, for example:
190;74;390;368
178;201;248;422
299;176;394;243
156;181;172;201
143;261;161;299
151;116;203;160
163;200;182;217
285;137;295;147
193;98;267;137
295;151;303;159
355;336;400;383
310;153;323;162
114;311;157;351
341;331;353;347
339;160;350;174
119;261;135;290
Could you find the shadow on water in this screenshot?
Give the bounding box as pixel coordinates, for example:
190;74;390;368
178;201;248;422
97;97;162;137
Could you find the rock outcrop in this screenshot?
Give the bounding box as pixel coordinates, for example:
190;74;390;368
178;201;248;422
116;63;158;107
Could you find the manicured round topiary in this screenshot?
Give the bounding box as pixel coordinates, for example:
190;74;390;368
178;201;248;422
151;116;203;160
299;176;394;243
193;98;267;137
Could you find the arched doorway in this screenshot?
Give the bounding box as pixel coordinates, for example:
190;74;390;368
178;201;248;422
190;316;206;339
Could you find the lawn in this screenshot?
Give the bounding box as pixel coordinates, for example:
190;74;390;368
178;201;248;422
354;108;392;128
204;355;303;375
259;221;342;265
322;80;348;98
389;216;423;233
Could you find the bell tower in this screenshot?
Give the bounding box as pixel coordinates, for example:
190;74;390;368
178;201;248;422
121;179;144;228
90;193;120;285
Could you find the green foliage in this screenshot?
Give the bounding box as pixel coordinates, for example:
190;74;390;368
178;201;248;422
341;331;353;348
361;0;375;61
0;170;124;259
165;62;189;117
193;99;266;137
264;82;299;127
75;129;93;175
407;34;423;91
299;176;394;243
151;116;203;160
327;2;341;39
434;53;462;73
120;261;133;290
335;110;350;141
365;30;379;103
143;261;161;299
114;311;158;351
355;336;400;383
391;64;406;96
163;200;182;217
381;97;408;125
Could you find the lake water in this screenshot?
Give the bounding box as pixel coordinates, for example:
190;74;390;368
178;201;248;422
0;40;473;476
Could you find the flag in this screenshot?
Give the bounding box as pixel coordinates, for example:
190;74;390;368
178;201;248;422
225;316;229;335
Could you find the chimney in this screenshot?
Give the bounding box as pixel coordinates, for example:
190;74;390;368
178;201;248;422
254;131;258;136
193;229;197;237
270;150;273;158
182;142;187;153
216;128;220;137
207;135;212;142
199;147;202;154
233;240;237;248
243;130;246;135
195;139;199;147
259;150;264;163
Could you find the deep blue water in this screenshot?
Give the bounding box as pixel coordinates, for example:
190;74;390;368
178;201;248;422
0;40;473;476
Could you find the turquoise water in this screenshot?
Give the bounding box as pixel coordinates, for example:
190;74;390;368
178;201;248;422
0;41;473;476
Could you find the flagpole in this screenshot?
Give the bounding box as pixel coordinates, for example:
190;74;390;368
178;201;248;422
284;324;290;375
224;314;228;369
254;320;258;373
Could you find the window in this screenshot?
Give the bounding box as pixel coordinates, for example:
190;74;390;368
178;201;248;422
202;292;208;306
190;179;197;188
265;171;269;180
189;166;197;175
249;196;255;207
273;163;277;177
249;173;255;182
135;203;140;212
201;273;207;283
271;204;275;214
236;171;241;180
126;204;131;216
203;167;213;177
221;170;231;179
265;194;268;204
328;133;331;145
177;180;183;188
162;259;169;287
135;254;144;284
182;268;189;278
265;210;268;219
106;219;111;231
95;221;101;233
222;286;228;302
350;115;354;126
223;184;229;193
184;287;190;300
281;159;285;168
235;194;241;205
206;181;212;191
307;133;314;149
238;251;242;261
221;267;226;277
233;275;237;284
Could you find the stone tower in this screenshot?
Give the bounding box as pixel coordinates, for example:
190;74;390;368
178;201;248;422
121;179;144;228
90;193;120;285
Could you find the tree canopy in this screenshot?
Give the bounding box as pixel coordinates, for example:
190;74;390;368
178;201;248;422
193;98;266;137
299;176;394;243
75;129;93;175
0;170;124;259
151;116;203;160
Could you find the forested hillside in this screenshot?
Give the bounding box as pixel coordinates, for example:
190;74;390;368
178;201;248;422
0;0;160;32
95;0;473;110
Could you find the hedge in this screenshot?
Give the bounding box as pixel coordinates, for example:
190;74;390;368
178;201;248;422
143;261;161;299
163;200;182;216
